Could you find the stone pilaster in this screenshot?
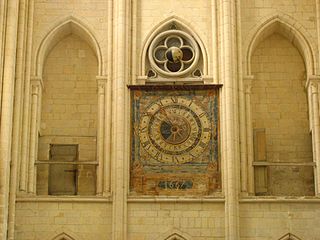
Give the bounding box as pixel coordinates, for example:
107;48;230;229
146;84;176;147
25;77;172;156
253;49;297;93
219;0;240;238
19;0;34;194
8;0;32;237
244;75;254;195
112;0;129;239
96;76;107;195
307;76;320;195
0;0;20;238
316;0;320;74
28;77;43;194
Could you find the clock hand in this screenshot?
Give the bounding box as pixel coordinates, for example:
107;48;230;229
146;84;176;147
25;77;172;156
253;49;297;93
159;108;174;125
154;113;171;125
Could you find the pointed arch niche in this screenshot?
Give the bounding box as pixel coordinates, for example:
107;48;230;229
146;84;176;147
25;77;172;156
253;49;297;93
154;229;192;240
245;15;316;77
51;232;76;240
278;233;302;240
20;17;109;196
243;15;320;196
139;16;210;83
35;17;103;77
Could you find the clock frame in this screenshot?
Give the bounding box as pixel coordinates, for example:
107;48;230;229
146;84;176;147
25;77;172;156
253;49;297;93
129;85;221;196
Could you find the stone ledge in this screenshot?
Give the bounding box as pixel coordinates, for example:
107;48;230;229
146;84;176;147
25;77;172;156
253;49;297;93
16;195;112;203
127;196;225;203
240;197;320;203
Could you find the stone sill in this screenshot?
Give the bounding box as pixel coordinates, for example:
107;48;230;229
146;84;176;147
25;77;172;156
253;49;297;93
16;196;320;204
240;196;320;203
16;195;112;203
127;196;225;203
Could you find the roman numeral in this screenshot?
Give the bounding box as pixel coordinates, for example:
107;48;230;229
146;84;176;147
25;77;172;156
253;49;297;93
173;156;180;164
157;101;164;107
199;112;206;118
142;140;151;149
199;141;207;148
154;152;162;159
171;96;178;103
140;126;147;132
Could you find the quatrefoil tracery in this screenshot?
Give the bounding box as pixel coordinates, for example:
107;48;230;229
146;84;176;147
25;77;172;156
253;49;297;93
148;30;200;77
153;35;195;73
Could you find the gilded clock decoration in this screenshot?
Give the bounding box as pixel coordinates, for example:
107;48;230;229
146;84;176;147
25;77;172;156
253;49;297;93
139;96;211;164
130;85;221;196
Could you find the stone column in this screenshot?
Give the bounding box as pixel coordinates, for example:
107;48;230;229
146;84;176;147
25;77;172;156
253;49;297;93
104;0;113;194
316;0;320;72
0;0;20;238
8;0;31;237
112;0;128;239
28;77;43;193
211;0;219;83
19;0;34;193
308;77;320;195
96;76;107;195
244;76;255;195
0;0;7;104
219;0;240;238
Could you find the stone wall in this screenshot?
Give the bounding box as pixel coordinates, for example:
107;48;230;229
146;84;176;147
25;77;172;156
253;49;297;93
41;34;98;137
240;202;320;240
128;202;225;240
15;201;112;240
4;0;320;240
15;201;320;240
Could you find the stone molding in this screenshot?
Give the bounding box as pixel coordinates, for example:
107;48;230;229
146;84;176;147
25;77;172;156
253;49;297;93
278;233;302;240
34;16;103;77
244;13;316;77
140;15;209;77
154;228;193;240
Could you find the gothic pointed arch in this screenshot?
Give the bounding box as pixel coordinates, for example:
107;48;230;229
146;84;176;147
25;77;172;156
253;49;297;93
34;16;103;77
164;233;188;240
278;233;303;240
46;231;81;240
245;13;316;77
154;228;192;240
140;16;208;79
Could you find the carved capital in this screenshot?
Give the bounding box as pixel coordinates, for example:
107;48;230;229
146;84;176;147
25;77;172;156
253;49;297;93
30;76;43;95
306;75;320;93
243;75;254;94
310;82;319;94
96;75;107;94
96;75;108;84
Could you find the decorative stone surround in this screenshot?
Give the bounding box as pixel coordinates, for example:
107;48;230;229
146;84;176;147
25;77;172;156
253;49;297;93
148;30;199;77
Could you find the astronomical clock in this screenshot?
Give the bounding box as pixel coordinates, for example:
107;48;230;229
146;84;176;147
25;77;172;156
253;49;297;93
129;85;221;195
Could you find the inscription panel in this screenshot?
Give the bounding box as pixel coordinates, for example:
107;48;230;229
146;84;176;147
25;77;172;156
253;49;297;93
130;85;221;196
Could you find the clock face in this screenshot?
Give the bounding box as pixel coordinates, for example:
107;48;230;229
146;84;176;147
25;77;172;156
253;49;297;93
130;86;221;196
138;96;211;164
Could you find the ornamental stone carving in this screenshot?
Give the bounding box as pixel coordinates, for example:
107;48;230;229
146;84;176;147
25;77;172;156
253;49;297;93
148;30;200;77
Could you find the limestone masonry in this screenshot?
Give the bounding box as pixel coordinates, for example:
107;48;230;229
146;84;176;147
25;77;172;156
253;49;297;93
0;0;320;240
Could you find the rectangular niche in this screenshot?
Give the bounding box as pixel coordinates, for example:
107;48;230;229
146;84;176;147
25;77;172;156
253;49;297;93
129;85;221;196
36;139;97;196
49;144;78;195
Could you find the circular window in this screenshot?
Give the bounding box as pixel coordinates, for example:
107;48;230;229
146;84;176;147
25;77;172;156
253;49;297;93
148;30;200;77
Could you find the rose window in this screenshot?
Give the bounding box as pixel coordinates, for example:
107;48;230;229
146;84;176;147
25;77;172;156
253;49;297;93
148;30;200;77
